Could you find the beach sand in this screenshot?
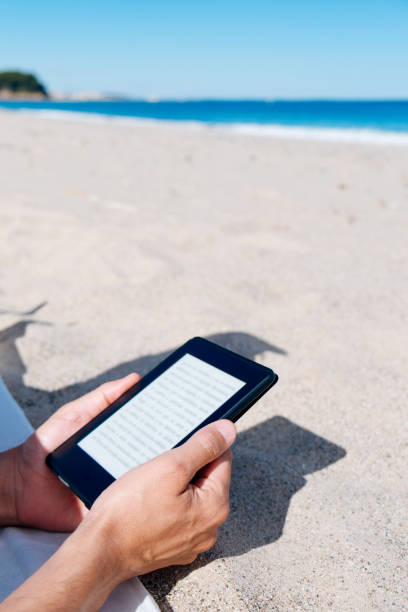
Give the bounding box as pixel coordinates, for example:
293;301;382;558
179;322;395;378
0;111;407;610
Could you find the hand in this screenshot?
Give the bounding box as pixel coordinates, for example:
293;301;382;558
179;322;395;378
78;419;236;578
9;373;140;531
0;425;236;612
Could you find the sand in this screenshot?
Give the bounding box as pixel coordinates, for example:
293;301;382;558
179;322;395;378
0;111;407;611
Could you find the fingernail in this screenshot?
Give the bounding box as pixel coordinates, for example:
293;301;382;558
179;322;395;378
215;421;236;446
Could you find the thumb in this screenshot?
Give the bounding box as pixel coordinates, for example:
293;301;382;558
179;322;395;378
37;373;140;452
171;420;236;488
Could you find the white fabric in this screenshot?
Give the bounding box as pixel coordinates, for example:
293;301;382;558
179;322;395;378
0;378;159;611
0;378;34;452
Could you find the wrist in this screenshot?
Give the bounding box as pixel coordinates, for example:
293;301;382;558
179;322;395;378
81;498;150;582
2;513;127;611
0;448;19;525
71;509;129;587
38;517;127;609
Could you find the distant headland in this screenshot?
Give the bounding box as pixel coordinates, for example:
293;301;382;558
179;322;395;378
0;71;48;99
0;70;125;101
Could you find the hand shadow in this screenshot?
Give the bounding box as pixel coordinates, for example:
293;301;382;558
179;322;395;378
141;417;346;610
0;319;286;427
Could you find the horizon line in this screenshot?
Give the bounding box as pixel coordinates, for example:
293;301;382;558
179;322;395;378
2;96;408;103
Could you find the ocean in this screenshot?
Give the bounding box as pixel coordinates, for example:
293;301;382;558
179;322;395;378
1;99;408;141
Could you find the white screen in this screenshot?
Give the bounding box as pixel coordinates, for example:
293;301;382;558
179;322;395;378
78;353;245;478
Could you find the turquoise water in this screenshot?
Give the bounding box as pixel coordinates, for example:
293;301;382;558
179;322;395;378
1;99;408;132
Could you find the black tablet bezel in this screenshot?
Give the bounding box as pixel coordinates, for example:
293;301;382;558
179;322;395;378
46;336;278;508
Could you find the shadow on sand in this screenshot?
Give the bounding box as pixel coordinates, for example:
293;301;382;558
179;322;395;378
0;308;346;611
0;311;286;427
142;416;346;609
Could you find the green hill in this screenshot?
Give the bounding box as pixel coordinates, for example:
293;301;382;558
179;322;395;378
0;71;48;98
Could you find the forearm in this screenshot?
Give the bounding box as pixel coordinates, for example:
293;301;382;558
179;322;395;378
0;519;122;611
0;449;17;525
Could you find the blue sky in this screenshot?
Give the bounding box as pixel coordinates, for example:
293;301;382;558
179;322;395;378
1;0;407;98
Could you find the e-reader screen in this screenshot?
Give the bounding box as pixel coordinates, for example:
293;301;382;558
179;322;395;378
78;353;245;478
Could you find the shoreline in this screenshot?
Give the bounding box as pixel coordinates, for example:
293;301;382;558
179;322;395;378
2;106;408;146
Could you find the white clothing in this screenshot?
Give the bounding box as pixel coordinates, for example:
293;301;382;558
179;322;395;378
0;378;34;452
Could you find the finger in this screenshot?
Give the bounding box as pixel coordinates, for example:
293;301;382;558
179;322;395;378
57;373;141;421
185;450;232;522
37;373;140;451
193;449;233;496
196;528;218;553
170;420;236;490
